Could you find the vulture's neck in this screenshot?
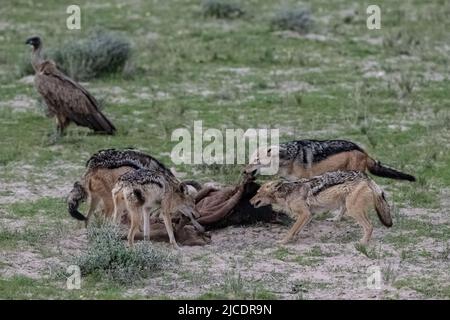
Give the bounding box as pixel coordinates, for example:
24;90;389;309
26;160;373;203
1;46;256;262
31;45;44;72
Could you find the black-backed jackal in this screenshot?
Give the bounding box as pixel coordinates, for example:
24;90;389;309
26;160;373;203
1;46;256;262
67;166;133;227
67;148;179;226
245;139;416;181
250;171;392;245
111;168;204;248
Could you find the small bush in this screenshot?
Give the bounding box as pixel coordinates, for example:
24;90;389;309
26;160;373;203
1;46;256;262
19;29;132;80
202;0;245;19
18;54;35;78
271;7;313;34
53;29;131;80
74;224;175;284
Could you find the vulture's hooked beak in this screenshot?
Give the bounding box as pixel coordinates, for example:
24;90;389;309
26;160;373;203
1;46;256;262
25;36;41;48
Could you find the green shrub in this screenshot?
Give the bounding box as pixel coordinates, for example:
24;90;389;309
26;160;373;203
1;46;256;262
271;7;313;34
202;0;245;19
18;54;35;78
74;223;175;284
53;29;131;80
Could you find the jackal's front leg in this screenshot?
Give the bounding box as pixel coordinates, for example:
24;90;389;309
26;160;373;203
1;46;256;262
279;205;312;244
161;209;179;249
143;207;150;241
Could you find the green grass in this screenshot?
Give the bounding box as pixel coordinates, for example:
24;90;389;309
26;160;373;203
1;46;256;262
0;275;146;299
6;197;66;218
272;247;323;266
0;228;49;249
272;247;292;260
354;243;381;259
394;277;450;299
196;272;277;300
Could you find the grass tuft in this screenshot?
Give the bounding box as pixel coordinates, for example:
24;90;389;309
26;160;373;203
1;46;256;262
73;223;175;285
271;7;313;34
201;0;245;19
354;243;381;259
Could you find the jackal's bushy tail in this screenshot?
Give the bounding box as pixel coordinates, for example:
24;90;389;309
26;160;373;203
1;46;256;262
67;181;88;221
367;158;416;182
368;180;392;227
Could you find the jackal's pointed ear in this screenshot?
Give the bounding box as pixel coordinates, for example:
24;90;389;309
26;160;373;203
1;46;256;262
273;180;283;189
178;182;187;194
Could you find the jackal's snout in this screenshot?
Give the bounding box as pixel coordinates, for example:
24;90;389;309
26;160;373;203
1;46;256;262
250;194;265;208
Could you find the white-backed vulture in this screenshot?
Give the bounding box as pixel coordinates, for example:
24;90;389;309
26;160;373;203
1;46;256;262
25;36;116;136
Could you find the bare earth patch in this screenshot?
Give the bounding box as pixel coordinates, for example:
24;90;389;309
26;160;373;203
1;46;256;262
259;81;317;94
0;250;62;279
0;161;82;204
0;224;87;280
0;95;37;112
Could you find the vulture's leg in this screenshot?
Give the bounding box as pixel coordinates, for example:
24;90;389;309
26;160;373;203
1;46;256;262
46;119;61;145
48;118;65;144
53;116;69;139
56;124;63;137
58;117;70;137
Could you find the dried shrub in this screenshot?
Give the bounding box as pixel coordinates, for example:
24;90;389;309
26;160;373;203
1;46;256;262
271;7;313;34
202;0;245;19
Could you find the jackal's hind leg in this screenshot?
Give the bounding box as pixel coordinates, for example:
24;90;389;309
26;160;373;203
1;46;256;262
95;190;114;223
112;190;126;225
85;196;100;228
55;116;69;138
